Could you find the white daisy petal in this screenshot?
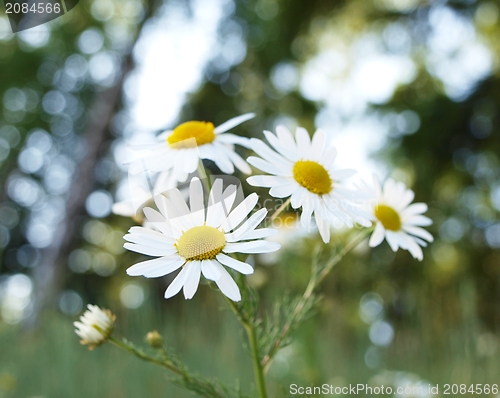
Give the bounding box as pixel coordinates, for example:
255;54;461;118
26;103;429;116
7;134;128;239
404;225;434;241
143;206;166;223
247;175;286;188
124;242;177;257
263;242;282;252
211;145;236;174
383;179;397;199
183;261;201;299
153;193;178;219
263;130;299;161
206;202;225;228
300;203;314;227
276;125;298;152
214;112;255;134
269;182;297;198
216;133;251;148
369;223;385;247
225;149;252;174
330;169;357;181
315;211;330;243
405;215;432;227
206;180;225;227
247;156;291;176
309;128;326;158
250;138;290;167
220;193;259;231
216;253;254;274
222;185;238;214
189;178;205;225
295;127;311;153
225;208;267;242
126;256;184;278
398;189;415;210
385;230;401;252
201;259;221;280
153;171;177;194
321;147;338;170
224;241;268;253
413;236;428;247
168;187;190;217
211;262;241;302
401;203;428;217
182;148;200;174
124;232;173;249
290;186;308;209
230;241;281;253
164;266;190;299
372;174;382;198
399;233;424;260
208;178;223;207
127;226;175;242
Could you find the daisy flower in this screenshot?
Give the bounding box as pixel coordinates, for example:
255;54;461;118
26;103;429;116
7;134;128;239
361;174;433;261
246;126;372;243
129;113;255;182
74;304;115;350
124;178;280;301
112;171;177;224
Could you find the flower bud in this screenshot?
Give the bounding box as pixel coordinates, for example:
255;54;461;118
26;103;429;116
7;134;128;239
146;330;164;349
74;304;115;350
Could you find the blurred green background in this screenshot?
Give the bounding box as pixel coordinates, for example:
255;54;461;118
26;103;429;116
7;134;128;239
1;0;500;396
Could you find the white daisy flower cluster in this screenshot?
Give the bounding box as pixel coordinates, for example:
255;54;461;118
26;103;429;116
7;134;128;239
247;125;433;260
113;114;433;303
74;304;115;350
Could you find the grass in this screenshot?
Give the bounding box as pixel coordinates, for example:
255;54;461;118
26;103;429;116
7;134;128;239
2;241;500;397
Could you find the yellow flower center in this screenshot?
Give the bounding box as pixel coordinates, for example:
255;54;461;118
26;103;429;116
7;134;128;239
374;204;401;231
293;160;332;195
175;225;226;261
167;121;216;148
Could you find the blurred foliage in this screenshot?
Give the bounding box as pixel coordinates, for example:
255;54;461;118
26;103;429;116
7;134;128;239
1;0;500;396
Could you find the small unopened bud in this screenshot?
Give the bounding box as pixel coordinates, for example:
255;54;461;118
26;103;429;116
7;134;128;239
74;304;115;351
146;330;164;349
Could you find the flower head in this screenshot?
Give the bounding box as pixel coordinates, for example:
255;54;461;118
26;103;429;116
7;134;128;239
74;304;115;350
146;330;164;348
129;114;255;182
124;178;280;301
361;175;433;260
246;126;372;243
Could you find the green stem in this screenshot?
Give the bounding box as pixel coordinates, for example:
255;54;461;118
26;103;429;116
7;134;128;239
109;337;228;398
109;337;184;377
261;229;371;372
245;323;268;398
223;297;268;398
197;160;212;193
316;228;371;285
